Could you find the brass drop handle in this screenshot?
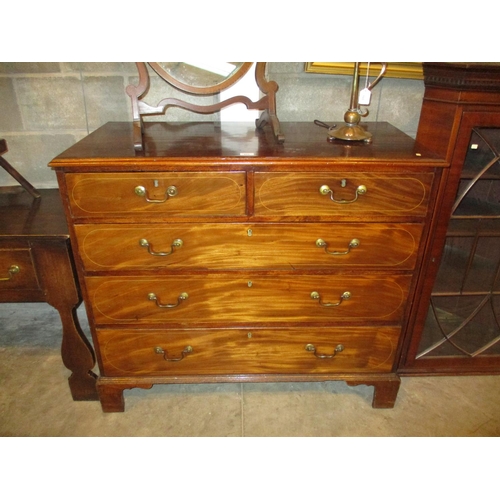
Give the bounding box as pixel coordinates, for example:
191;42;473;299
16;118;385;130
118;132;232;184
0;265;20;281
310;290;351;307
148;292;189;308
319;184;367;204
316;238;360;255
139;238;183;256
154;345;193;362
305;343;344;359
134;185;178;203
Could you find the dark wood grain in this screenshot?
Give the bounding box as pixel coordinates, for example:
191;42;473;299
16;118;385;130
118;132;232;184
66;172;246;217
49;121;445;167
74;222;422;271
0;188;98;401
97;326;400;377
254;172;433;216
86;274;411;326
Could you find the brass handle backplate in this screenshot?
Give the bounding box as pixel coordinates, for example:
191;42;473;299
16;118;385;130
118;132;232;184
310;290;351;307
319;184;366;204
154;345;193;362
148;292;189;308
305;343;344;359
316;238;360;255
134;185;178;203
139;238;183;256
0;265;20;281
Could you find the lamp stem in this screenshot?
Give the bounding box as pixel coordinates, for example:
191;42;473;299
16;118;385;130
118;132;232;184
350;62;360;110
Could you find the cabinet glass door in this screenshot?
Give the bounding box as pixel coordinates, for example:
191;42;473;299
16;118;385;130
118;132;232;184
417;127;500;359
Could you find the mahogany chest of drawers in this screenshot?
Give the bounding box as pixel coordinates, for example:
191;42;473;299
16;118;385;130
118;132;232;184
50;121;447;412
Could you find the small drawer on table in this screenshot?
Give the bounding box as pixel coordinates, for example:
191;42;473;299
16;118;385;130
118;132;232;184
65;172;247;217
86;274;412;325
75;222;423;271
254;172;434;217
97;326;401;376
0;249;39;290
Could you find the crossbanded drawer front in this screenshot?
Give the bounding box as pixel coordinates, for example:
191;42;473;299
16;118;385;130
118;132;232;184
75;222;423;271
254;172;433;216
0;249;39;290
86;275;411;325
97;326;401;376
65;172;246;217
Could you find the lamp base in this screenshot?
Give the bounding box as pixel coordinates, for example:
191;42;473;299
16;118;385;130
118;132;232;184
328;124;372;143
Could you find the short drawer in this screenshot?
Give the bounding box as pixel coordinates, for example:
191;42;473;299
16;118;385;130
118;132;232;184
86;274;412;325
65;172;247;217
97;326;401;376
75;222;423;271
0;249;39;290
254;172;434;216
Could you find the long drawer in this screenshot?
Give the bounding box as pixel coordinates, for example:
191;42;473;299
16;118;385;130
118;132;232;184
97;326;401;376
65;172;247;217
86;274;411;325
254;172;434;216
75;222;423;271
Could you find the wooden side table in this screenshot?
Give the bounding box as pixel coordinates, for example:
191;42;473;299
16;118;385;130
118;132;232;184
0;146;98;401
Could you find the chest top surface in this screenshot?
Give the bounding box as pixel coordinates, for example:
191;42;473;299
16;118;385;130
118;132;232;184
49;121;446;170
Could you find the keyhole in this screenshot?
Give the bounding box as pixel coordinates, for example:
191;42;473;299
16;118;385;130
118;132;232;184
341;179;347;188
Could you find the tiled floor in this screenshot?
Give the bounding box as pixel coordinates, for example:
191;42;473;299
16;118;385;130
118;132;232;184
1;302;500;437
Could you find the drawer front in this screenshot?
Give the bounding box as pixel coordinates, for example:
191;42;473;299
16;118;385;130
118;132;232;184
66;172;246;217
86;275;411;325
75;222;423;271
97;326;401;376
254;172;433;216
0;249;39;290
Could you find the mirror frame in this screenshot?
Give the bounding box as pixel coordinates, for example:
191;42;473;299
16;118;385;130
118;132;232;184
148;62;254;95
126;62;284;151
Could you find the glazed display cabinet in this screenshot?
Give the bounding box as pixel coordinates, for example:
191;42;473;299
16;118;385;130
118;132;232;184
400;63;500;375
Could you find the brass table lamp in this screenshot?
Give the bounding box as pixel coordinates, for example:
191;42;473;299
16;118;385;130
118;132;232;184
328;62;387;144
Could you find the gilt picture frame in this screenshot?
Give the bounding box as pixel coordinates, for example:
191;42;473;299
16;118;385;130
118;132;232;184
305;62;423;79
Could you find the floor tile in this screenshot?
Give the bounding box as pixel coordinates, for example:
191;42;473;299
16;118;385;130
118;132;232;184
2;302;500;437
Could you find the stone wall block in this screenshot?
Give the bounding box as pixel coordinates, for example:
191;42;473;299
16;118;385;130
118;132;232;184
0;78;23;130
83;76;131;131
15;76;87;130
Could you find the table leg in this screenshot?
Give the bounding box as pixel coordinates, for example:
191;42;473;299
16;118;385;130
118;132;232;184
31;239;99;401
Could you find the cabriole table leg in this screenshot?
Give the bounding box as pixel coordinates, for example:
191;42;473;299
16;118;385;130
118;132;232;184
31;239;99;401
